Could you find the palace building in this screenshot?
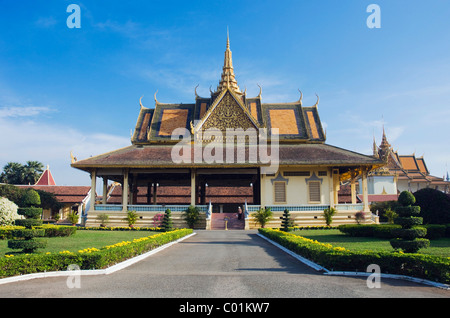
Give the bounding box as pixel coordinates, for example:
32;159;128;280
71;34;384;229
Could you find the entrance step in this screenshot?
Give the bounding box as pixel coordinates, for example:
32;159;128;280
211;213;244;230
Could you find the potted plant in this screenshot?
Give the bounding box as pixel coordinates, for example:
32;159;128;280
323;207;336;226
96;213;109;227
124;210;139;228
68;211;79;226
251;207;273;228
182;205;200;229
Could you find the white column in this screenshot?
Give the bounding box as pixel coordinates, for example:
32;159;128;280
361;168;369;212
90;169;97;212
122;169;129;212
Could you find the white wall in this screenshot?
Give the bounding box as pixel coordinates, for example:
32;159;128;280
261;168;331;206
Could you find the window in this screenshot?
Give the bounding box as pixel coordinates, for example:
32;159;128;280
274;181;286;203
308;181;321;203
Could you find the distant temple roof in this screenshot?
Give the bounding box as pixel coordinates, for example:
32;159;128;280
372;129;449;187
35;165;56;186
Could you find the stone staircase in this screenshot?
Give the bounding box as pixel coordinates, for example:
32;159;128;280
211;213;244;230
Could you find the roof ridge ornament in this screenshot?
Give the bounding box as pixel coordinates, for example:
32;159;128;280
314;94;320;108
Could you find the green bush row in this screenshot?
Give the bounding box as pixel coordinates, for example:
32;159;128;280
0;228;192;278
259;228;450;284
338;224;450;240
0;225;77;239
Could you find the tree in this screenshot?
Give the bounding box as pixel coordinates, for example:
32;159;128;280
390;191;429;253
0;161;44;185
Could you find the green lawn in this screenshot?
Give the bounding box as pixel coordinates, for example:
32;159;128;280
292;229;450;258
1;230;161;256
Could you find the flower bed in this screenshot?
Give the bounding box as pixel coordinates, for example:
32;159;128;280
0;228;192;278
259;228;450;284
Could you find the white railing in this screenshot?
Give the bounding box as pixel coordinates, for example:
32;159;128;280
335;204;364;211
95;204;123;211
94;204;209;213
265;205;330;212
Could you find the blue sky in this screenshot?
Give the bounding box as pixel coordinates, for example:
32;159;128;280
0;0;449;186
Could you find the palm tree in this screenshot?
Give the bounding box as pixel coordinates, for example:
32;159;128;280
23;161;44;184
0;161;44;184
1;162;25;184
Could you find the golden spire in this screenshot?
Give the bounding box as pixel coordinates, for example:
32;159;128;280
216;29;241;94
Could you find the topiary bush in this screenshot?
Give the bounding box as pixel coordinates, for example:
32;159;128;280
390;191;429;253
7;189;47;253
162;208;173;232
280;208;294;232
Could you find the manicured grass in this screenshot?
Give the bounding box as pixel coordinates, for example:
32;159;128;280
1;229;161;256
292;229;450;258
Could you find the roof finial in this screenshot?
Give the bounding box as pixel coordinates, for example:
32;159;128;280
227;26;230;50
216;28;241;94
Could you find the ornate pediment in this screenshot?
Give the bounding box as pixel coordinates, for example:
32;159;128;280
194;89;260;143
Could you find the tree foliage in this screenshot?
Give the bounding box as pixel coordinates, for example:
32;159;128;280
414;188;450;224
0;161;44;185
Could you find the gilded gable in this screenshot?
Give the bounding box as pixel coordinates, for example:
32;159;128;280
201;91;257;133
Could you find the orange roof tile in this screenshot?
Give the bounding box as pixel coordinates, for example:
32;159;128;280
269;109;299;135
158;109;189;136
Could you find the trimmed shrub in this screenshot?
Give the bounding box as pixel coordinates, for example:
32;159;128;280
280;209;294;232
37;224;77;237
162;208;173;232
390;191;429;253
8;189;47;253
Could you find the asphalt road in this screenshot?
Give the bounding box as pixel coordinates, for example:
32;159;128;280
0;230;448;299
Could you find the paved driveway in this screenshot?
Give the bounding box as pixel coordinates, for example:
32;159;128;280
0;230;448;298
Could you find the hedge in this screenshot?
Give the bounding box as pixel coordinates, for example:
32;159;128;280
338;224;450;240
259;228;450;284
0;228;192;278
0;225;77;239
